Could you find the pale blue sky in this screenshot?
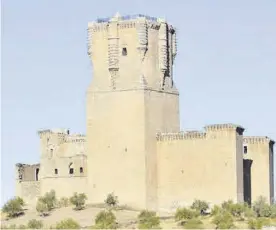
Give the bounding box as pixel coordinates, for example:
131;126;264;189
1;0;276;206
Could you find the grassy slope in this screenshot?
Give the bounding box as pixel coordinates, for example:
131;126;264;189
2;205;276;229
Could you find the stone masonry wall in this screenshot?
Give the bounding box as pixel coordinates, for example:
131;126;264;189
16;181;40;207
156;124;244;213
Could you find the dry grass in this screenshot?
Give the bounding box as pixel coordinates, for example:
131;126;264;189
1;205;139;228
2;205;276;229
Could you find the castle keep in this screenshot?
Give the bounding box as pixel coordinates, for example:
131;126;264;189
15;13;275;212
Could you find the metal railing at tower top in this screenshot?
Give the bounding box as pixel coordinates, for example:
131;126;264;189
96;14;158;23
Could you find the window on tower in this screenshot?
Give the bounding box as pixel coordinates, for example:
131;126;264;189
69;168;74;174
122;47;127;56
244;146;248;154
69;162;74;175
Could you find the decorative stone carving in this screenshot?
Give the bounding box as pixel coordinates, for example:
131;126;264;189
109;69;118;90
87;26;93;57
158;21;169;89
108;43;119;69
107;20;119;89
136;18;148;61
148;21;160;30
119;21;136;29
91;23;108;32
136;18;149;87
171;30;177;63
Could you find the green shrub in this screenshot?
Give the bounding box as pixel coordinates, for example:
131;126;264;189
245;206;257;219
36;200;50;216
138;210;160;229
221;200;234;211
210;204;222;216
253;196;272;217
248;217;270;229
260;204;272;217
190;199;209;215
27;219;43;229
70;193;87;210
94;210;117;229
229;203;246;219
104;193;118;208
18;224;27;229
212;210;235;229
57;197;70;208
270;204;276;218
183;218;203;229
2;197;25;218
221;201;247;219
175;207;199;224
55;218;80;229
38;190;56;211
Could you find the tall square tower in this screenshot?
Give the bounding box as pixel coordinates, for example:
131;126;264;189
86;13;180;209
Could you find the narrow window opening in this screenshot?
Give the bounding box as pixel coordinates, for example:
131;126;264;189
122;47;127;56
55;169;58;175
244;146;248;154
69;168;74;174
35;168;39;181
80;167;83;173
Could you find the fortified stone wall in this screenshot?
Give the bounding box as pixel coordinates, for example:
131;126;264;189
243;136;275;204
156;124;244;213
38;129;87;198
16;181;40;207
14;13;275;212
15;129;87;205
15;164;40;207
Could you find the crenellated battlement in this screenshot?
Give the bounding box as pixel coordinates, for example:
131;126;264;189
87;14;175;32
96;14;158;23
37;128;70;137
243;136;275;145
87;12;178;91
157;131;206;141
204;123;244;133
157;124;247;142
65;134;86;143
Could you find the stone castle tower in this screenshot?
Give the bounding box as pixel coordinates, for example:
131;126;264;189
15;13;274;212
86;13;180;210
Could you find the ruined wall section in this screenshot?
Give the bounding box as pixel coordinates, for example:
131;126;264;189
157;124;244;213
243;136;275;204
37;129;87;199
15;163;40;207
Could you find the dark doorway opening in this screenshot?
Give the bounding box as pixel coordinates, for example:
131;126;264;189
35;168;39;181
243;159;253;205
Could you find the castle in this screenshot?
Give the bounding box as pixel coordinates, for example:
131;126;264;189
15;13;275;213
